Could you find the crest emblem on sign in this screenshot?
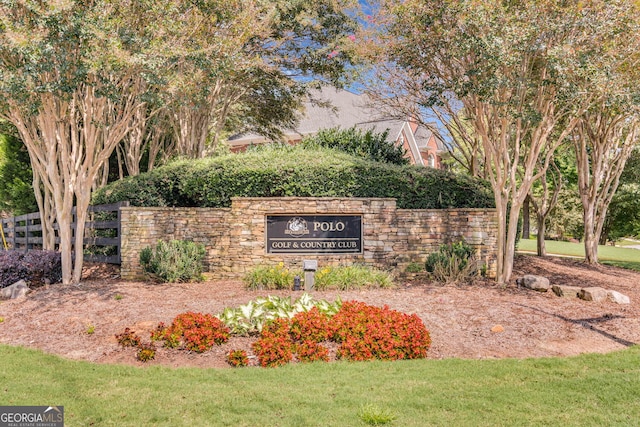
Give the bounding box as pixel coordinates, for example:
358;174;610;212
285;217;309;237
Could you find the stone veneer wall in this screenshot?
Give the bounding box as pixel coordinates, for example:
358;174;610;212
120;197;498;280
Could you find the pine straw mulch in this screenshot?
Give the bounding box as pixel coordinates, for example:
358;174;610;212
0;255;638;368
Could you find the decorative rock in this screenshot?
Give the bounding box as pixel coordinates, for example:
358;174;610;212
607;290;631;305
491;325;505;333
578;287;608;302
0;280;30;299
516;275;550;292
552;285;581;298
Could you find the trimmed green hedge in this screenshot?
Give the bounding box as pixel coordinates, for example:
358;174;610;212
92;145;494;209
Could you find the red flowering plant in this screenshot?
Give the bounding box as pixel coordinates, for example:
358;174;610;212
227;349;249;367
252;318;294;367
289;307;330;343
295;340;329;363
289;308;331;363
328;301;431;361
152;312;230;353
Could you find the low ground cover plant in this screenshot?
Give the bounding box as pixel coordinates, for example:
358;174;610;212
216;293;341;335
151;312;230;352
226;349;249;367
115;296;431;368
139;240;205;283
0;250;62;288
251;301;431;367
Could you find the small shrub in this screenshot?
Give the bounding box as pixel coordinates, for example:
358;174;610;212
86;325;95;335
136;343;156;362
300;127;409;165
0;250;62;288
425;240;477;284
314;265;395;290
139;240;205;283
153;312;230;353
226;349;249;367
115;328;141;348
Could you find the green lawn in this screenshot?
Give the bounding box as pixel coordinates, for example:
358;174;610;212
517;238;640;271
2;345;640;426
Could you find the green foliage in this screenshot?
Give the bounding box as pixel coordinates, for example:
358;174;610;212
0;132;36;215
216;293;342;336
243;262;299;290
139;240;206;283
359;404;398;426
425;240;477;284
405;262;424;273
603;149;640;241
314;265;395;290
92;146;495;210
300;127;408;165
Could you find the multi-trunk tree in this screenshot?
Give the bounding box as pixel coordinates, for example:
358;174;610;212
368;0;640;282
0;0;358;284
573;109;639;264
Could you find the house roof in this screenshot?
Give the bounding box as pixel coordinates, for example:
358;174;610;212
227;87;445;153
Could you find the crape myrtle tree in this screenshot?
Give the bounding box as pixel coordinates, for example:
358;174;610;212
119;0;360;172
602;148;640;242
573;108;640;264
366;0;640;283
0;0;358;284
0;1;144;283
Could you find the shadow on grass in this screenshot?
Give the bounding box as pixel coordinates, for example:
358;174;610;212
601;260;640;272
515;303;637;348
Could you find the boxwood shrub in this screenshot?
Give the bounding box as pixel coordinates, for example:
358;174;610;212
92;145;494;209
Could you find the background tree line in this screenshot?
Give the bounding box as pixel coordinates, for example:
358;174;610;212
1;0;639;285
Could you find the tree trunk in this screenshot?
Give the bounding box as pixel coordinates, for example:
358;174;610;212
72;192;91;284
536;213;546;256
522;195;530;240
583;203;598;264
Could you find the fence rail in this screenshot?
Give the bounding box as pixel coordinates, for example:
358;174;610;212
0;201;130;264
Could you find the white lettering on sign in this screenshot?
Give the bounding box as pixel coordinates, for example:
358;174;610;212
313;221;345;232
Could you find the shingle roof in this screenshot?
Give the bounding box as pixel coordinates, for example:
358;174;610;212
228;87;440;152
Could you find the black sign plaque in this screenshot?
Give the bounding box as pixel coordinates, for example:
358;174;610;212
266;215;362;254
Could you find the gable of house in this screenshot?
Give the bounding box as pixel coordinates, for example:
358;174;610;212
227;87;446;168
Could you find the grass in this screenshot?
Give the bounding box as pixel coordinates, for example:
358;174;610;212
2;345;640;426
517;238;640;271
613;238;640;248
